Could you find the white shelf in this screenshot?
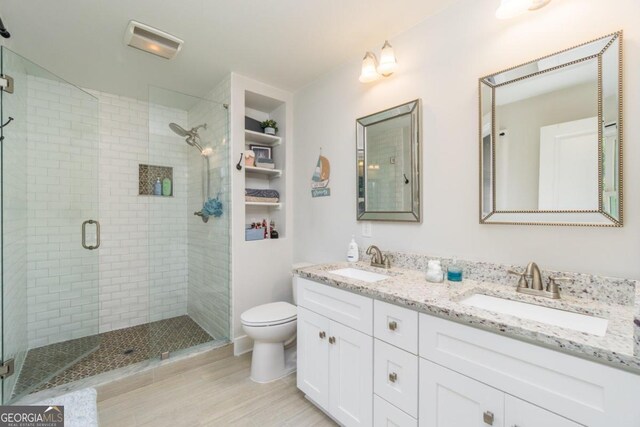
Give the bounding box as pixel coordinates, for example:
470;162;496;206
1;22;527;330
245;129;282;146
245;201;282;209
245;166;282;178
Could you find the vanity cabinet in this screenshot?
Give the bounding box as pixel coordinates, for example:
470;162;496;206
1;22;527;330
295;277;640;427
420;360;579;427
419;359;505;427
297;305;373;427
504;395;581;427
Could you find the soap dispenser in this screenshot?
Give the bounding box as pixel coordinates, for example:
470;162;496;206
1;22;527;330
347;236;359;262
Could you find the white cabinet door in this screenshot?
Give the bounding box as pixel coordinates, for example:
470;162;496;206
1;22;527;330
374;395;418;427
329;320;373;427
419;359;504;427
504;395;581;427
297;307;331;410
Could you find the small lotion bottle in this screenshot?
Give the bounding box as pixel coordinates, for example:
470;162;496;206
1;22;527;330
347;236;359;262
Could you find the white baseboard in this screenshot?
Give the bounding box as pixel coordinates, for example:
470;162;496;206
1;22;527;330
233;335;254;356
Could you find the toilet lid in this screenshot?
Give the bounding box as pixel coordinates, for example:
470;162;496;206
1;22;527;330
241;302;297;326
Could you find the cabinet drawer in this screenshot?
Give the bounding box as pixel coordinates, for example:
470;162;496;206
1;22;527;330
296;277;373;335
374;395;417;427
419;313;640;427
505;395;581;427
374;339;418;418
374;300;418;354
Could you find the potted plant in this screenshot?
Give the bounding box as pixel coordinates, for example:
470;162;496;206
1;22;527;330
260;119;278;135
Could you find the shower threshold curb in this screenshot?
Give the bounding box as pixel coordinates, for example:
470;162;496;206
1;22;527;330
15;340;232;405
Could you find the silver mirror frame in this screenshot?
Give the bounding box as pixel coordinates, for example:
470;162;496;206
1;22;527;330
479;31;623;227
356;99;422;222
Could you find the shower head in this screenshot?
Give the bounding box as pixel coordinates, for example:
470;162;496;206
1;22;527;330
169;122;210;156
169;122;189;137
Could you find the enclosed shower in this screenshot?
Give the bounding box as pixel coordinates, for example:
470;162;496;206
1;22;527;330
0;48;231;403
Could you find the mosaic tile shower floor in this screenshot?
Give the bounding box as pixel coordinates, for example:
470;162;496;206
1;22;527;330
13;315;214;399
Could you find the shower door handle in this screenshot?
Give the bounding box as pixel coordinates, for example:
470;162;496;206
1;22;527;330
82;220;100;250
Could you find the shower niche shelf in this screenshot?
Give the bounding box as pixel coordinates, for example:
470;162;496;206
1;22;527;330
139;164;173;196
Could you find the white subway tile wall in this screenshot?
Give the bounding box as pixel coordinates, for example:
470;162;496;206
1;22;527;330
148;103;189;322
7;70;230;362
186;76;231;339
26;75;100;349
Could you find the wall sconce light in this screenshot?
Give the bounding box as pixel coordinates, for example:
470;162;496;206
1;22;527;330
359;40;398;83
496;0;551;19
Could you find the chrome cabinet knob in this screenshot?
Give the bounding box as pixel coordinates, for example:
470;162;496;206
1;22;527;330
319;331;326;339
483;411;494;425
388;321;398;331
328;336;336;344
388;372;398;383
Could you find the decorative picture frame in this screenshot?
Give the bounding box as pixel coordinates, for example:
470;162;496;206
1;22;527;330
249;144;272;160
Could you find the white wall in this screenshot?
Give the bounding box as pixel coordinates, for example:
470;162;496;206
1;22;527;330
293;0;640;279
230;74;294;353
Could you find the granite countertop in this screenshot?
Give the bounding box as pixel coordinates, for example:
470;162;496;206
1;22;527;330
294;261;639;374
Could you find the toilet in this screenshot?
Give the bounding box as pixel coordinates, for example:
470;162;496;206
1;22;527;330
241;279;299;383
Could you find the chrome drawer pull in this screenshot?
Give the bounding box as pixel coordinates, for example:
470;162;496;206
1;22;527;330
319;331;326;339
388;321;398;331
388;372;397;383
483;411;494;425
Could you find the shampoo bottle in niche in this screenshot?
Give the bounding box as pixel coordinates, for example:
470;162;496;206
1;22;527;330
162;178;172;196
347;236;359;262
153;177;162;195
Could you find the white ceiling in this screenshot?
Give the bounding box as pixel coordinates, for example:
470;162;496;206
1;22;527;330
0;0;456;100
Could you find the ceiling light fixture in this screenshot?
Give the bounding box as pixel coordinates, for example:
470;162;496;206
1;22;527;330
496;0;551;19
359;40;398;83
124;21;183;59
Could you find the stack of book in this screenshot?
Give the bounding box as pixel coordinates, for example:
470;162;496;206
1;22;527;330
255;158;275;169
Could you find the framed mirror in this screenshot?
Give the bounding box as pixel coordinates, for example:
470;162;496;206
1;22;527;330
479;31;622;227
357;99;421;222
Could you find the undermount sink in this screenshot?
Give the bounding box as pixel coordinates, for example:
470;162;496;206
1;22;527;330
329;268;389;283
461;294;608;336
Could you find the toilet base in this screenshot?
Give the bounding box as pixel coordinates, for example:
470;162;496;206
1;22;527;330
250;342;297;383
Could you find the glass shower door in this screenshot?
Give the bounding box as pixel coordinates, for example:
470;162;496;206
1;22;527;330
147;86;230;359
1;47;100;403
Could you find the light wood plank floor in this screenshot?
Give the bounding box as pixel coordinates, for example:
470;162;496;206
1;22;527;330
98;353;336;426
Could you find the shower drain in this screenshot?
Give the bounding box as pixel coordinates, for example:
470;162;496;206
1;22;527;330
123;348;135;355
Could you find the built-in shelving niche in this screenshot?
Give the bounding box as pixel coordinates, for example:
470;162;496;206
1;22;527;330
243;90;286;241
139;164;173;196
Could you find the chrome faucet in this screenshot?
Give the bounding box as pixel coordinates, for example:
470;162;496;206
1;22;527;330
366;245;391;269
508;262;572;300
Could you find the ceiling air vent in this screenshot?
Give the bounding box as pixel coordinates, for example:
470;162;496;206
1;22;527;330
124;21;183;60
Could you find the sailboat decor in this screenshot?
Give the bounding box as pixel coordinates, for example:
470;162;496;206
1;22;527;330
311;150;331;198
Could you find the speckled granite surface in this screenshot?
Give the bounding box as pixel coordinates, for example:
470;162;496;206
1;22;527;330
294;260;640;374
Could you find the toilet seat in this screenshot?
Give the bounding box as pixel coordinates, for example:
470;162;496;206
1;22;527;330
241;302;297;327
